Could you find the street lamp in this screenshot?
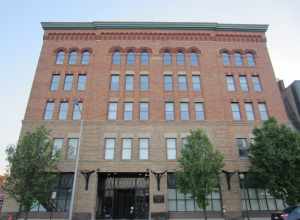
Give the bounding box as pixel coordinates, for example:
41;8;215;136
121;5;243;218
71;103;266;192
68;99;84;220
239;173;250;220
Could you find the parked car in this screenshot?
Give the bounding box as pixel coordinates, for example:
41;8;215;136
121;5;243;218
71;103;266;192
271;206;300;220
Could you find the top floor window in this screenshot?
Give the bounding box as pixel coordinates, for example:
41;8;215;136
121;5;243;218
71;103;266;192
140;51;149;65
222;52;230;66
81;51;90;65
246;53;255;67
163;51;172;65
112;50;121;64
234;52;243;66
68;51;77;65
55;51;65;64
127;51;135;65
190;52;199;66
176;52;185;65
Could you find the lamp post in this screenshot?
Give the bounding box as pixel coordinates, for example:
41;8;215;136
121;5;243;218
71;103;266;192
68;99;84;220
239;173;250;220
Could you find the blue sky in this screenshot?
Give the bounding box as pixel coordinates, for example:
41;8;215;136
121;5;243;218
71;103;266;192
0;0;299;174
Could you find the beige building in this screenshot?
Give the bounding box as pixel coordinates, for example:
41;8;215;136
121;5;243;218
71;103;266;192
2;21;289;220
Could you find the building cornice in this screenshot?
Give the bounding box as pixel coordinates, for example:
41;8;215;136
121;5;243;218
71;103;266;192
41;21;268;33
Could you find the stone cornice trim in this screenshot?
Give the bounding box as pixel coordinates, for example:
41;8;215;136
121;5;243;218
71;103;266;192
44;32;265;42
41;21;268;32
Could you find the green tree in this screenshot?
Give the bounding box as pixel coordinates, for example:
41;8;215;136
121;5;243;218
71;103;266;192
249;117;300;205
4;126;59;220
176;129;224;219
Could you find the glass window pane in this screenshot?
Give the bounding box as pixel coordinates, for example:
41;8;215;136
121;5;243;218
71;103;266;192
72;102;82;120
192;75;201;91
168;189;176;199
245;103;255;121
59;102;68;120
125;75;134;91
164;75;173;91
81;51;90;64
164;52;172;65
252;76;262;92
212;200;221;211
247;53;255;66
239;76;248;92
259;103;269;120
111;75;119;91
167;138;176;160
50;75;60;91
231;103;241;120
141;52;149;65
190;53;198;66
178;75;188;91
176;52;185;65
250;200;260;210
235;53;243;66
67;138;78;160
237;138;249;159
56;51;65;64
108;103;117;120
140;75;149;91
165;103;174;120
105;139;115;160
195;103;205;120
226;76;235;91
127;52;135;64
64;75;73;91
180;103;189;120
122;139;132;160
52;138;64;156
112;51;121;64
186;200;195;211
139;138;149;160
77;75;87;91
222;52;230;66
44;102;54;120
168;200;177;211
139;103;149;120
68;51;77;65
124;103;133;120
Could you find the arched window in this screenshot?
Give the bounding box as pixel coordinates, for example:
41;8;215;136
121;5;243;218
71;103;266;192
176;51;185;65
81;51;90;65
140;50;149;65
234;52;243;66
112;50;121;65
163;51;172;65
127;50;135;64
190;52;199;66
55;51;65;64
222;52;230;66
246;53;255;67
68;51;77;65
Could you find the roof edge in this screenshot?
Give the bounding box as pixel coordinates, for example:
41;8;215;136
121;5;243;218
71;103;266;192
41;21;269;32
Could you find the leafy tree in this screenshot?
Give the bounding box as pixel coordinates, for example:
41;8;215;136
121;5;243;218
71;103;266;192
249;117;300;205
4;126;59;220
176;129;224;219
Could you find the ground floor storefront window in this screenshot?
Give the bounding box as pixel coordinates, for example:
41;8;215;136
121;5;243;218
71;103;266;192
240;174;286;211
167;173;222;212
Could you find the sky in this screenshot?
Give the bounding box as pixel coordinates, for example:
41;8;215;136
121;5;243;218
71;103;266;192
0;0;299;174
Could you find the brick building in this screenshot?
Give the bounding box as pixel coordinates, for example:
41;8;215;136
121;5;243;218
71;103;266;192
2;21;289;220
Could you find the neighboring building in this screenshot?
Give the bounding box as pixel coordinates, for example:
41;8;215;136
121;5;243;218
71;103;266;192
278;80;300;131
2;21;288;220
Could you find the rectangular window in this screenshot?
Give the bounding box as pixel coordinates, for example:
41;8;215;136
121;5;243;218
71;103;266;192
236;138;249;159
139;102;149;120
124;102;133;120
122;138;132;160
50;74;60;91
239;75;248;92
44;101;54;120
245;103;255;121
105;138;115;160
231;103;241;120
110;75;119;91
166;138;176;160
258;103;269;121
59;102;68;120
164;75;173;91
72;102;82;120
165;102;174;120
252;76;262;92
192;75;201;91
140;75;149;91
226;75;235;91
77;74;87;91
108;102;117;120
139;138;149;160
178;75;188;91
64;74;73;91
67;138;79;160
167;174;222;212
52;138;64;157
125;75;134;91
195;103;205;120
180;103;189;120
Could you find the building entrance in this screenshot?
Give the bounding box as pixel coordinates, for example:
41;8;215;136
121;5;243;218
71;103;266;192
96;173;149;219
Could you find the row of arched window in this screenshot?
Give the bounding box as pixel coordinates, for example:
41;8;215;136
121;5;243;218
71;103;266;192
55;49;91;65
112;48;200;66
221;50;255;67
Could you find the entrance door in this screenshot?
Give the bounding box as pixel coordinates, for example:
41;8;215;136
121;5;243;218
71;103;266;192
113;189;135;218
